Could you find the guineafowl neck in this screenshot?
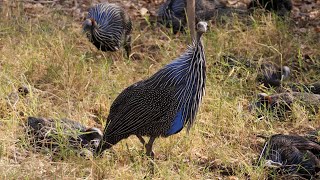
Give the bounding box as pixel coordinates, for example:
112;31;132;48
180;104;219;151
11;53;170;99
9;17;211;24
195;32;204;44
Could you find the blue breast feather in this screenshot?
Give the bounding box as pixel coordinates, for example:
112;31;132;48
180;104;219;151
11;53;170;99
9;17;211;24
166;110;184;135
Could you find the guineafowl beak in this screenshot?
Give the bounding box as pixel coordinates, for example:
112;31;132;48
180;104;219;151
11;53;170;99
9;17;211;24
264;160;283;168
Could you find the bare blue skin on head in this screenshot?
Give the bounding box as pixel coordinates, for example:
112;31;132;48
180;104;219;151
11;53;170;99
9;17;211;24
82;19;93;32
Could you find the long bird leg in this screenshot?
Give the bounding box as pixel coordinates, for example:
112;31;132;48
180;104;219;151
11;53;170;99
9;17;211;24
136;135;146;145
145;136;156;159
145;136;156;175
124;36;131;58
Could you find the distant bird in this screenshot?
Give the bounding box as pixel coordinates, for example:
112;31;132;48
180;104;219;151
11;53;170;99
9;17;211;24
158;0;225;34
157;0;187;33
258;134;320;179
290;81;320;95
96;22;208;157
249;92;320;116
222;55;290;87
27;117;102;152
257;63;290;87
83;3;132;57
248;0;293;16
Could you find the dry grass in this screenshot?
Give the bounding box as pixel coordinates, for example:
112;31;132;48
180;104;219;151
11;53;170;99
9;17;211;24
0;2;319;179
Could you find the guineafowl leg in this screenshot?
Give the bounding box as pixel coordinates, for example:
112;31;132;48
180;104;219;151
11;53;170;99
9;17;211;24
124;35;131;58
136;135;146;145
145;136;156;158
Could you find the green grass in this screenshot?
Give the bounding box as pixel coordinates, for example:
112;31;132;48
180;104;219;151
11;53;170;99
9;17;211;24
0;2;319;179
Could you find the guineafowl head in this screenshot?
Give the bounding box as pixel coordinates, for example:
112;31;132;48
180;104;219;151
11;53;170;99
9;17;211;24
79;127;103;149
282;66;290;80
196;21;208;34
195;21;208;42
82;18;96;35
27;116;47;132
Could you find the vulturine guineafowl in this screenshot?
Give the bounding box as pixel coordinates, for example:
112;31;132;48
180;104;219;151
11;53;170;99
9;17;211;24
158;0;221;34
258;134;320;179
222;55;290;87
83;3;132;58
96;22;208;158
158;0;190;33
27;117;102;153
249;92;320;117
257;63;290;88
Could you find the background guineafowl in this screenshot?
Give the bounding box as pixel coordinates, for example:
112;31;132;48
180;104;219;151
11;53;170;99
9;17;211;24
158;0;248;34
83;3;132;58
96;21;208;157
257;64;290;87
158;0;187;33
249;92;320;117
248;0;293;16
158;0;221;34
222;55;290;88
258;134;320;179
27;117;102;152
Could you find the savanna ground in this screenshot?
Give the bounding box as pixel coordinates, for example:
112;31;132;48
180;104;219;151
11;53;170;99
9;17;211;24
0;0;319;179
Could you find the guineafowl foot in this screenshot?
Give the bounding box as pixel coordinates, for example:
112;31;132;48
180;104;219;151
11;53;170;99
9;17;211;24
124;48;131;59
124;36;131;59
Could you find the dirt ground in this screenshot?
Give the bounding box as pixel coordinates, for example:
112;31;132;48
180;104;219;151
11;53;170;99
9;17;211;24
2;0;319;31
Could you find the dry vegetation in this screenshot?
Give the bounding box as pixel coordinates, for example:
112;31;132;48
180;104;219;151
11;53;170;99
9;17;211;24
0;0;319;179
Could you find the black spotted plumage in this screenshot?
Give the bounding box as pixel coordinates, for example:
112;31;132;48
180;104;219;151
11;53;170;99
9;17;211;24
257;63;290;87
83;3;132;57
96;22;208;157
258;134;320;179
157;0;220;34
26;117;102;153
222;55;290;87
249;92;320;117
